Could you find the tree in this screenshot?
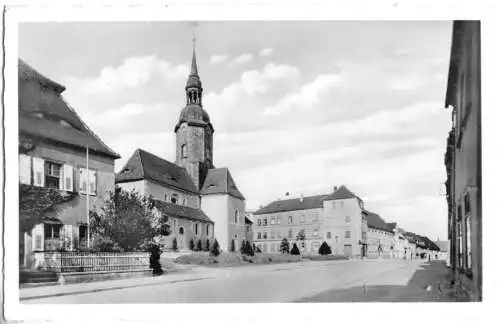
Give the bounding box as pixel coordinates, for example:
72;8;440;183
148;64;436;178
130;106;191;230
296;229;306;252
280;238;290;254
189;238;195;251
230;239;236;252
240;240;247;254
89;188;166;252
204;239;210;252
290;243;300;255
210;238;221;257
196;239;202;251
243;240;254;256
172;237;178;251
318;241;332;255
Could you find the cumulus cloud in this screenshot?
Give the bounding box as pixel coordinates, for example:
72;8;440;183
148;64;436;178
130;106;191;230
209;54;229;65
259;48;273;57
230;53;254;65
263;73;343;115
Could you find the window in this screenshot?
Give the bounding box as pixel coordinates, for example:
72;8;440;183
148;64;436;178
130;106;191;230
271;244;275;252
171;193;179;204
335;235;338;243
179;227;184;235
313;229;318;237
45;161;62;189
277;216;281;225
288;216;293;224
206;224;210;236
327;232;331;239
313;213;319;222
257;218;262;226
345;216;351;224
257;232;262;239
195;223;199;236
312;242;320;251
164;194;169;201
271;231;275;239
161;224;170;236
288;229;293;238
44;223;62;239
263;217;268;226
271;217;275;225
79;168;97;195
79;224;88;241
263;232;268;240
345;231;351;239
181;144;187;158
19;154;32;185
234;209;239;224
300;215;305;223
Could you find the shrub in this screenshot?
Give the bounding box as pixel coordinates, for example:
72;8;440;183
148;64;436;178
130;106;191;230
242;240;254;256
230;239;236;252
290;243;300;255
172;237;178;251
204;239;210;252
210;238;220;257
196;239;202;251
280;238;290;254
240;240;247;254
189;238;195;251
318;241;332;255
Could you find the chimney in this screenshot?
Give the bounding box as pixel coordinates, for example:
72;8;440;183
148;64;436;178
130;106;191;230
299;194;304;203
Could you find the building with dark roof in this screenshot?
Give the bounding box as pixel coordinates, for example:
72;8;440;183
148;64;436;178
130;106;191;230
18;59;120;266
116;42;246;252
252;185;368;258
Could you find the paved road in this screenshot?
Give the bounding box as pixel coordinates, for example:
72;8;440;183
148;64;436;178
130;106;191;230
23;259;430;303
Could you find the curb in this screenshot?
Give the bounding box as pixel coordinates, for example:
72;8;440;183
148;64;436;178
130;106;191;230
20;276;213;301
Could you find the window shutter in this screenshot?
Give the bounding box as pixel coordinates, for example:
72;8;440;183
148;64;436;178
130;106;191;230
59;165;65;190
90;170;97;195
79;168;86;193
19;154;32;185
33;224;44;251
32;157;45;187
64;165;74;191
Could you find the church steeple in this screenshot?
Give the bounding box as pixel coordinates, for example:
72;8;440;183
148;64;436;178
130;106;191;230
185;33;202;105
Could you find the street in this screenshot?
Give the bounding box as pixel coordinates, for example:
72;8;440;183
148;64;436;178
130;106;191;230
21;259;458;303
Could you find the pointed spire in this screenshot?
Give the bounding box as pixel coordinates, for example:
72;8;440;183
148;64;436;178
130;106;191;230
190;29;198;76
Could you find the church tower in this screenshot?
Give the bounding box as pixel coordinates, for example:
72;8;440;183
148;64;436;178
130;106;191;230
175;39;214;190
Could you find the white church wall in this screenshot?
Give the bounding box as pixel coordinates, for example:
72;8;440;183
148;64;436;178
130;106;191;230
201;194;230;251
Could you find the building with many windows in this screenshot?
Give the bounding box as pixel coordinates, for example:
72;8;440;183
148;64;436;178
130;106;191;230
18;59;120;266
253;186;367;257
116;43;246;252
444;20;481;301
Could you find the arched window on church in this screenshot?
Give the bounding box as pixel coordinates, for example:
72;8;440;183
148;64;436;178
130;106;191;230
181;144;187;159
164;193;169;201
234;209;239;224
171;193;179;204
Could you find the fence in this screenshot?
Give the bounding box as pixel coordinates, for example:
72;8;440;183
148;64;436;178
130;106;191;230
34;251;151;274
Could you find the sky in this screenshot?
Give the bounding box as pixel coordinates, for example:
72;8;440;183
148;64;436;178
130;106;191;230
19;21;453;241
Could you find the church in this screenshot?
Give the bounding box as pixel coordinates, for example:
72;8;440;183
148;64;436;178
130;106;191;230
116;44;247;252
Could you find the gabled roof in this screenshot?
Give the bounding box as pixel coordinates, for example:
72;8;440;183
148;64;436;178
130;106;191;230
254;194;331;215
152;199;213;224
200;167;245;200
325;185;359;201
364;210;394;233
18;59;120;159
116;149;199;194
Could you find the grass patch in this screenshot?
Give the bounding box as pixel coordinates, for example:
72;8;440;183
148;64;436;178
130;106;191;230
302;255;348;261
174;252;301;267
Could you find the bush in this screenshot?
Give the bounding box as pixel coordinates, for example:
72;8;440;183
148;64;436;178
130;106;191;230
148;243;163;275
318;241;332;255
204;239;210;252
210;238;221;257
196;239;202;251
230;239;236;252
172;237;178;251
290;243;300;255
242;240;254;256
240;240;247;254
189;238;195;251
280;238;290;254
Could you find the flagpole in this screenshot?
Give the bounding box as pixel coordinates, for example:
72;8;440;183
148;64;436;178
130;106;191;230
86;145;90;249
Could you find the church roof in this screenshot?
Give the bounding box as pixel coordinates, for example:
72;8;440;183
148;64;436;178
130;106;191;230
186;47;202;89
254;194;331;215
152;199;213;224
176;104;212;132
18;59;120;159
116;149;199;194
200;168;245;200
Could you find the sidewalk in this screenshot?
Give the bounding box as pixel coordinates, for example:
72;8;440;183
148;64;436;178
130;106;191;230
20;265;218;301
299;261;469;302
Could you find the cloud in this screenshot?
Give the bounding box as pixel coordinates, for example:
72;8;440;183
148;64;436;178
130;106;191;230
259;48;273;57
230;53;254;65
209;54;229;65
263;73;343;115
389;75;426;91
